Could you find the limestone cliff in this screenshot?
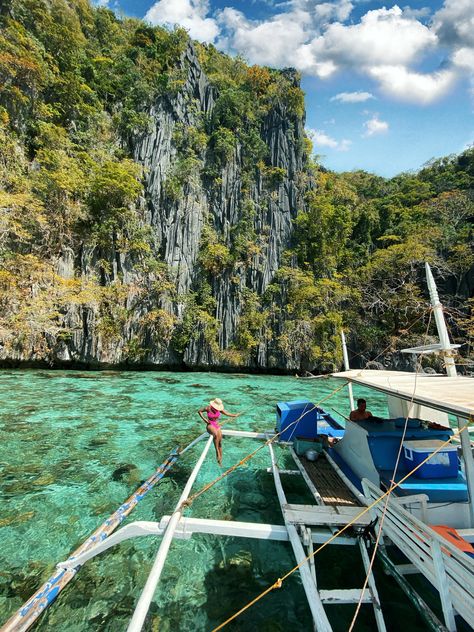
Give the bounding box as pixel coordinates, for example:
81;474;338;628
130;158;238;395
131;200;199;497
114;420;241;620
4;2;470;372
0;43;307;371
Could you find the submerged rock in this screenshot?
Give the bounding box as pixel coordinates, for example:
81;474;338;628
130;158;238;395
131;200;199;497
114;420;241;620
88;437;109;448
0;511;35;528
111;463;138;481
32;473;55;486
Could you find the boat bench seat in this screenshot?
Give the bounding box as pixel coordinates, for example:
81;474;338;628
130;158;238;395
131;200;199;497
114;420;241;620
283;503;371;526
379;470;469;503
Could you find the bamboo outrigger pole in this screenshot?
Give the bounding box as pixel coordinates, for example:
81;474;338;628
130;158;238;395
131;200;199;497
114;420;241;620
127;437;214;632
0;447;182;632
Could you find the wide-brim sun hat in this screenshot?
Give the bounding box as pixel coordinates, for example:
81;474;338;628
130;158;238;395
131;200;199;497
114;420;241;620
209;398;224;411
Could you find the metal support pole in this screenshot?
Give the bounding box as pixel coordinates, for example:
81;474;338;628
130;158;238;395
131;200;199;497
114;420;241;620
457;418;474;527
425;264;456;378
341;330;355;411
426;263;474;527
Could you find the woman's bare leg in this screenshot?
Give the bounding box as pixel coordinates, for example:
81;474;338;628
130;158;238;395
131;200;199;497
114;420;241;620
216;430;223;465
207;424;221;463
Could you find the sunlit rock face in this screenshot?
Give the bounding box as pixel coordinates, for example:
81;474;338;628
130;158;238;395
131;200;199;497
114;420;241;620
132;47;305;369
134;45;215;299
0;44;306;371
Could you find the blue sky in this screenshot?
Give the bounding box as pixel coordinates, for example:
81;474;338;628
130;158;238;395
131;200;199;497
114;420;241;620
102;0;474;178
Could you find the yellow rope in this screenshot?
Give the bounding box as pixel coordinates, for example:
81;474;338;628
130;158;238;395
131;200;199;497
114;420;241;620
348;308;433;630
181;381;350;509
211;419;472;632
207;306;465;628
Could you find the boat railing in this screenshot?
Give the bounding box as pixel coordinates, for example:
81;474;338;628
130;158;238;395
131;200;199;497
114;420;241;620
362;478;474;631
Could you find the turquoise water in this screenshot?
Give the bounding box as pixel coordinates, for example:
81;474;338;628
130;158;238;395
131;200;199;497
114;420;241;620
0;370;426;631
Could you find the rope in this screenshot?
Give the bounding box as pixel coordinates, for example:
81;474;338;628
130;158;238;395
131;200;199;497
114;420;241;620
211;420;472;632
348;308;433;631
207;303;461;628
329;406;350;422
181;381;350;510
286;401;312;443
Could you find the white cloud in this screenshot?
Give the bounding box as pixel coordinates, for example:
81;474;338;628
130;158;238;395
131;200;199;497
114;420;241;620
304;0;354;25
145;0;219;42
217;6;309;68
281;0;353;24
309;6;437;69
452;47;474;71
401;6;432;21
338;139;352;151
432;0;474;49
330;91;374;103
145;0;471;106
217;4;439;81
363;116;389;136
432;0;474;88
368;65;458;104
308;128;352;151
217;4;450;101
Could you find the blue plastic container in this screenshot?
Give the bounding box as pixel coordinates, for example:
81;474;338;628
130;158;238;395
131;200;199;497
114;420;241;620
276;400;319;442
403;440;458;479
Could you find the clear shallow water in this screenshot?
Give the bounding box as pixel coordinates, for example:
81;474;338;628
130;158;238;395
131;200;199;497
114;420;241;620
0;370;425;631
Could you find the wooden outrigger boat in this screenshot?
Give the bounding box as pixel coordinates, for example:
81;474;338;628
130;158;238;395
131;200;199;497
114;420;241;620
2;264;473;632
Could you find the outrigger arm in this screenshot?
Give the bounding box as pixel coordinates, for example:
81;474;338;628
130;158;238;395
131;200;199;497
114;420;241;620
57;517;357;571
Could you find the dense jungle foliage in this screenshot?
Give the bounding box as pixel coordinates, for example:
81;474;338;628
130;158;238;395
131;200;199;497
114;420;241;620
0;0;473;371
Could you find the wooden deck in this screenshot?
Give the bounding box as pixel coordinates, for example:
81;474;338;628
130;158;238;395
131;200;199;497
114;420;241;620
300;453;360;507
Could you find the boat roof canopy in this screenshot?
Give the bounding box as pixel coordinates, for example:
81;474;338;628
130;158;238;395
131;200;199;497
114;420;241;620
332;370;474;420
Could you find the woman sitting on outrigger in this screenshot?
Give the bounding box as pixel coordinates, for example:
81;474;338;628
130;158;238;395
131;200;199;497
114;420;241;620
198;398;239;465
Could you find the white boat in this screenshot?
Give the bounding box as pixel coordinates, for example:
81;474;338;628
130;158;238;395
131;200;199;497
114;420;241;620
331;369;473;528
2;265;473;632
328;263;474;631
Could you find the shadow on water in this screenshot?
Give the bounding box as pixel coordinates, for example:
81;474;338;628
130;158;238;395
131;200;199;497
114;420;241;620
202;539;311;632
3;560;54;603
194;450;431;632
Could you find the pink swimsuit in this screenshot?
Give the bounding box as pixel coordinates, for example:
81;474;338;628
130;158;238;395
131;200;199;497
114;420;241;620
207;407;221;429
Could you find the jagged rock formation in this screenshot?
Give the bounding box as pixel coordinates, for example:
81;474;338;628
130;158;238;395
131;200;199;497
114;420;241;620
135;46;305;369
2;3;471;373
0;44;306;371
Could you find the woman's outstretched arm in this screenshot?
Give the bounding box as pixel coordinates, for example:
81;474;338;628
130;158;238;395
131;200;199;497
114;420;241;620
222;410;240;418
